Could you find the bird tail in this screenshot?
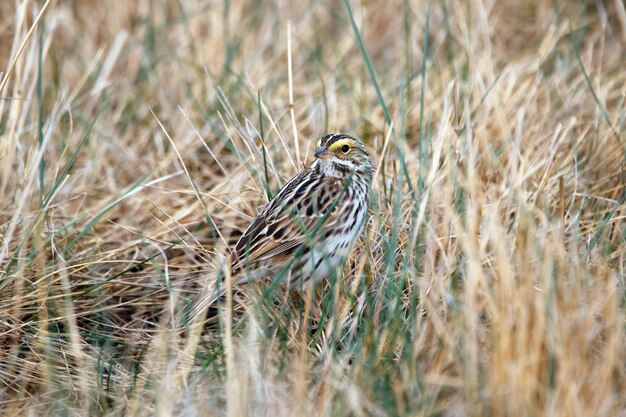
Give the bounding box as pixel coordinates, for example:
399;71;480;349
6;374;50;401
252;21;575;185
175;274;227;329
172;248;232;329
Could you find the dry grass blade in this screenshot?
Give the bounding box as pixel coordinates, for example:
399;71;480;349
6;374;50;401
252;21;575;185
1;1;625;416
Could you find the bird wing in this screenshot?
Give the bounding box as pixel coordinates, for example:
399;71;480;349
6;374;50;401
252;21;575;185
231;169;344;272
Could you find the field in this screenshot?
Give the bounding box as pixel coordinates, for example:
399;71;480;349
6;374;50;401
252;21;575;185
1;0;626;415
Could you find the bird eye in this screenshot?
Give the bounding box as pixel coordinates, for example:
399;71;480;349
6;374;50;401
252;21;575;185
341;144;350;153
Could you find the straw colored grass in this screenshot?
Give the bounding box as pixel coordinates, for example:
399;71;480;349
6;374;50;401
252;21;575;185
1;0;625;416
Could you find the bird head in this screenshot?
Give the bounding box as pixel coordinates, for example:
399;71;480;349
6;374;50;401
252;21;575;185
313;133;371;175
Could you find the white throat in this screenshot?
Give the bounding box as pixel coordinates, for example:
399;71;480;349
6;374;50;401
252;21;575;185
312;159;354;178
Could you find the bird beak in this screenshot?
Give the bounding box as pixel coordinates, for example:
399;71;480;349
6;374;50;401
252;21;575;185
314;146;331;159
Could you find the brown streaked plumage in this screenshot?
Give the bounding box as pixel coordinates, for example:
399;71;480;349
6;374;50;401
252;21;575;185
181;133;373;324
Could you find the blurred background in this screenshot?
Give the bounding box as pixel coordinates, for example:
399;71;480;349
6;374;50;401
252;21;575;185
1;1;626;416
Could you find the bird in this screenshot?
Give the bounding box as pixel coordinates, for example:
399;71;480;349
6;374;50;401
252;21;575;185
180;133;373;325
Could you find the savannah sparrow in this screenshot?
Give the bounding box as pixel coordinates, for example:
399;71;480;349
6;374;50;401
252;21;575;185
183;133;373;322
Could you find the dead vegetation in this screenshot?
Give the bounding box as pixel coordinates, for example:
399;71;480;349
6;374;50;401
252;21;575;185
1;0;625;415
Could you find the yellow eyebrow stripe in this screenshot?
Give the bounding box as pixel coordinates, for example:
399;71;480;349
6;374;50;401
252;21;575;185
328;138;352;151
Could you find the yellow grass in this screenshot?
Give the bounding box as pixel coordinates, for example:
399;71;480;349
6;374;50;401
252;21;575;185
1;0;625;416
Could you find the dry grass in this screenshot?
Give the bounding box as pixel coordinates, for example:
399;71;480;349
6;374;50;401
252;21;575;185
1;0;625;415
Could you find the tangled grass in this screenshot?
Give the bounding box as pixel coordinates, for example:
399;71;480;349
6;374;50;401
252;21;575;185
1;0;625;415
